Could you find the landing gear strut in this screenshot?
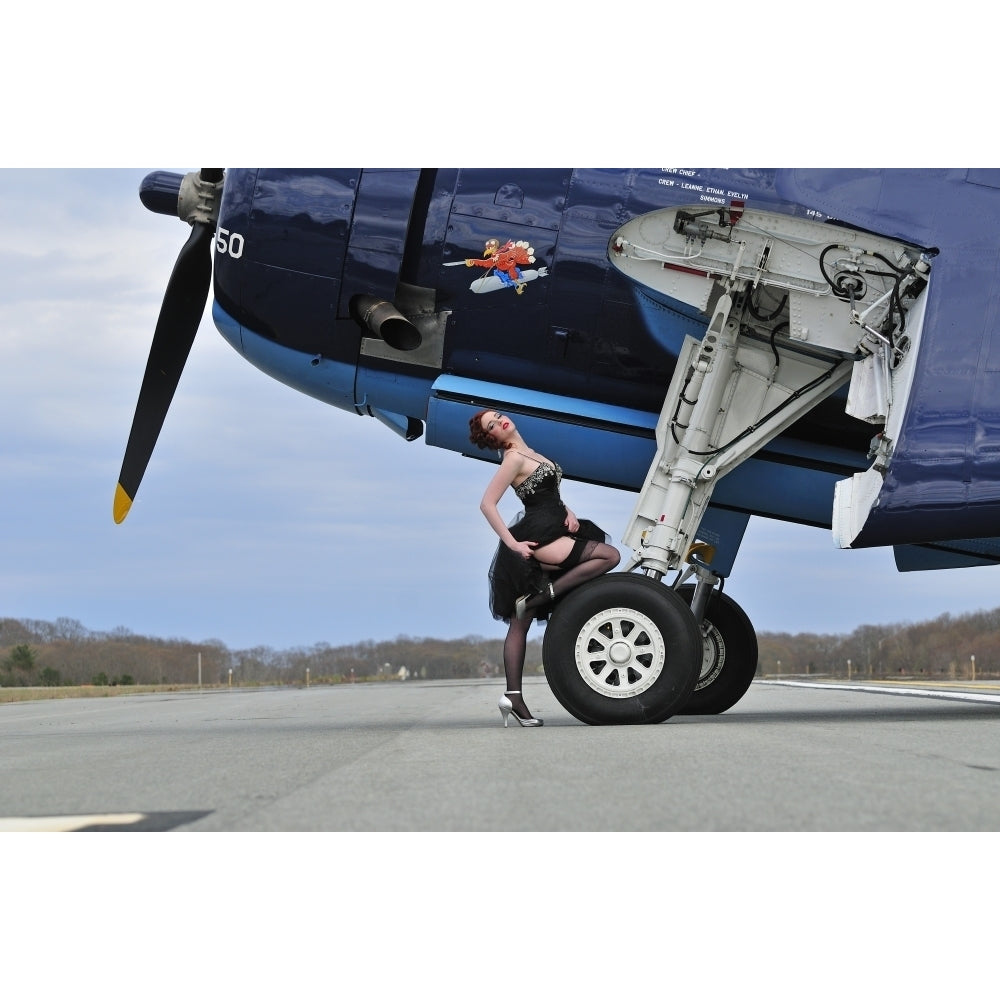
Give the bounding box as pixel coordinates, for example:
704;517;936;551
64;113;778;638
542;201;931;725
676;583;758;715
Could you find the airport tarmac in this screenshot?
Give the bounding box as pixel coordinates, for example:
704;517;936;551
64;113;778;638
4;677;1000;831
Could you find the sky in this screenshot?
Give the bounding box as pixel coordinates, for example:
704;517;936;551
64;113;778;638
2;11;996;654
4;165;1000;654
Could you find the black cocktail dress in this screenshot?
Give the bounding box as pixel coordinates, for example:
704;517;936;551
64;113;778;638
487;460;608;623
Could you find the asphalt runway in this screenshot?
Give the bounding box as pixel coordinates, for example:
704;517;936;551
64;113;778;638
4;677;1000;831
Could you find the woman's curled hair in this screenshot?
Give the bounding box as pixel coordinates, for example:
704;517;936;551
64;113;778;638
468;408;499;450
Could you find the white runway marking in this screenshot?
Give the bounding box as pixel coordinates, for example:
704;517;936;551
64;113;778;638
0;813;147;832
763;679;1000;705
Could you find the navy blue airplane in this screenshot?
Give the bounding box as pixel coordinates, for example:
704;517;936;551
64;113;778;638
117;168;1000;724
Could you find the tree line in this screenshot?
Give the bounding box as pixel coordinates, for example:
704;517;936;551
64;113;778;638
756;606;1000;681
0;616;537;688
3;604;1000;689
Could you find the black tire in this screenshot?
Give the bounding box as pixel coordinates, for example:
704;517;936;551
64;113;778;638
675;585;758;715
542;574;702;725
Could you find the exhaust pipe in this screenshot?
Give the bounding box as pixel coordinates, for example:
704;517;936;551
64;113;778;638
353;295;422;352
370;408;423;441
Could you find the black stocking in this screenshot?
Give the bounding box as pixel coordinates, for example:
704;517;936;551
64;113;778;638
521;541;621;615
551;541;620;597
503;617;535;719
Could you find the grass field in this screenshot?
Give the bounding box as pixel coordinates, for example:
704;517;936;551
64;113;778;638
0;684;219;704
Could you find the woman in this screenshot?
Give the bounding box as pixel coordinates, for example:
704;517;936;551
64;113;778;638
469;409;621;727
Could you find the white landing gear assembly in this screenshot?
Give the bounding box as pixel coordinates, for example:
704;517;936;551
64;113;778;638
542;203;933;724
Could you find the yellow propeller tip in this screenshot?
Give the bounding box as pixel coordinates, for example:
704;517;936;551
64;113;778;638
113;484;133;524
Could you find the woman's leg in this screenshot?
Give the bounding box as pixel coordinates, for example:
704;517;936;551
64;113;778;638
520;540;620;615
551;540;621;596
502;615;536;720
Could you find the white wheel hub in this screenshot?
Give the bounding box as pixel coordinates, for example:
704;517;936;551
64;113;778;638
572;606;666;699
694;621;726;691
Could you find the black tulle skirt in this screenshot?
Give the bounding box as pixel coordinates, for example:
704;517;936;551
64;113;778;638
487;504;608;623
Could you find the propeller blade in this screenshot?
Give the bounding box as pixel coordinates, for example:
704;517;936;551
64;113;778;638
114;219;214;523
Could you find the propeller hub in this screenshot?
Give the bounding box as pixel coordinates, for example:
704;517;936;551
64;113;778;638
138;169;224;224
139;171;184;216
177;170;224;226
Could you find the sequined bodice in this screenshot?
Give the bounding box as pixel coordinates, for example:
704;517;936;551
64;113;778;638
514;461;563;504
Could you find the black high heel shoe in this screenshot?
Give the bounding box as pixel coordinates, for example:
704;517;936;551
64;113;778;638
514;580;556;620
498;691;544;727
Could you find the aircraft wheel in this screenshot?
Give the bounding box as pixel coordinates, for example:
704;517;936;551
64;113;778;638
542;574;701;725
676;585;758;715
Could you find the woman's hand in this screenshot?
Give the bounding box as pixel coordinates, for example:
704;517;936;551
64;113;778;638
564;509;580;534
510;539;538;561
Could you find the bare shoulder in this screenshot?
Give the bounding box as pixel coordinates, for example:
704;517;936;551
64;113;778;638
484;448;522;493
497;447;525;480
